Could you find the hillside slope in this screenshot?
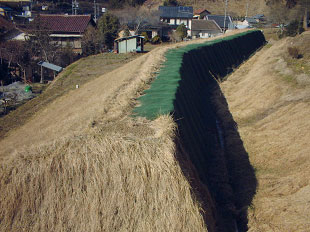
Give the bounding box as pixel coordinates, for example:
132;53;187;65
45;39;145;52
220;32;310;231
145;0;268;17
1;33;249;232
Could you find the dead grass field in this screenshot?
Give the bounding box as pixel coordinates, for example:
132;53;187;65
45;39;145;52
220;31;310;231
179;0;267;17
0;115;208;231
1;33;253;231
0;52;141;140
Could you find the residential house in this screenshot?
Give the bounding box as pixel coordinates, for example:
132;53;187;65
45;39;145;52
241;17;258;27
114;35;144;53
159;6;193;37
32;14;96;53
191;19;222;38
253;14;265;21
13;5;32;24
123;22;164;39
193;9;211;19
205;15;234;31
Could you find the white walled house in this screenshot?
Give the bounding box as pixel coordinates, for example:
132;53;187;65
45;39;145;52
191;19;222;38
159;6;193;36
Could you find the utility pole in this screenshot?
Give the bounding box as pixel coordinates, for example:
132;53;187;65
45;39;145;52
72;0;79;15
224;0;228;32
245;0;249;18
94;0;98;23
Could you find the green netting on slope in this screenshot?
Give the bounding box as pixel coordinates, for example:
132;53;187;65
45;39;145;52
133;30;263;120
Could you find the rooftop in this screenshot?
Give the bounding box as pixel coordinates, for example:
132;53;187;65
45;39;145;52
205;15;232;28
34;14;94;33
191;19;222;31
159;6;193;19
245;17;258;23
193;9;211;15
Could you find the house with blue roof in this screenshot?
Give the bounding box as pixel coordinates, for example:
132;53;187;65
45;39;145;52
159;6;193;36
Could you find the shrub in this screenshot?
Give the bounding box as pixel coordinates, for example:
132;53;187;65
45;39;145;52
151;35;161;44
176;24;187;41
285;20;304;37
141;32;149;43
287;46;302;59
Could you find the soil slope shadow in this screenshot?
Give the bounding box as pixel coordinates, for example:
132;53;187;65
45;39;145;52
172;43;260;231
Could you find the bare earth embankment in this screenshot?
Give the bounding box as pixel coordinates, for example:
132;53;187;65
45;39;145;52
220;31;310;231
2;30;308;231
1;34;246;231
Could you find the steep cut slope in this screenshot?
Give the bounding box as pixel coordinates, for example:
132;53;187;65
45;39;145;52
220;32;310;231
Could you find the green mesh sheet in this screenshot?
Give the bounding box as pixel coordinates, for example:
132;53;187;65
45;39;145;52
133;30;262;119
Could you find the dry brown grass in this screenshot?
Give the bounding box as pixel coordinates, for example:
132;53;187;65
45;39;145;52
179;0;267;17
220;31;310;231
0;116;207;231
0;52;140;140
0;30;256;231
0;30;247;159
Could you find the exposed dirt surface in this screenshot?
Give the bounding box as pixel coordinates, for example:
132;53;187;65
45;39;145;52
220;32;310;231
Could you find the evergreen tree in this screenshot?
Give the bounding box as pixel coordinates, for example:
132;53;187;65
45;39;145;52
176;24;187;41
97;13;120;49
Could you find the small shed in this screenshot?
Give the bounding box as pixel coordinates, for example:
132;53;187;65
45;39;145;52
38;61;63;83
114;36;144;53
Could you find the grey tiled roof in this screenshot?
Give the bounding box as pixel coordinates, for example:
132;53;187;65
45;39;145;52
253;14;264;19
245;17;258;23
159;6;193;19
205;15;232;28
191;19;221;32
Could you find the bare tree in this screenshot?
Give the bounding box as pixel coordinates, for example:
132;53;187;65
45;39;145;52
0;41;31;83
268;0;309;30
114;6;159;35
27;16;60;63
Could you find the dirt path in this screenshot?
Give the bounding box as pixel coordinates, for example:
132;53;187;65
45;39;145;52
220;33;310;231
